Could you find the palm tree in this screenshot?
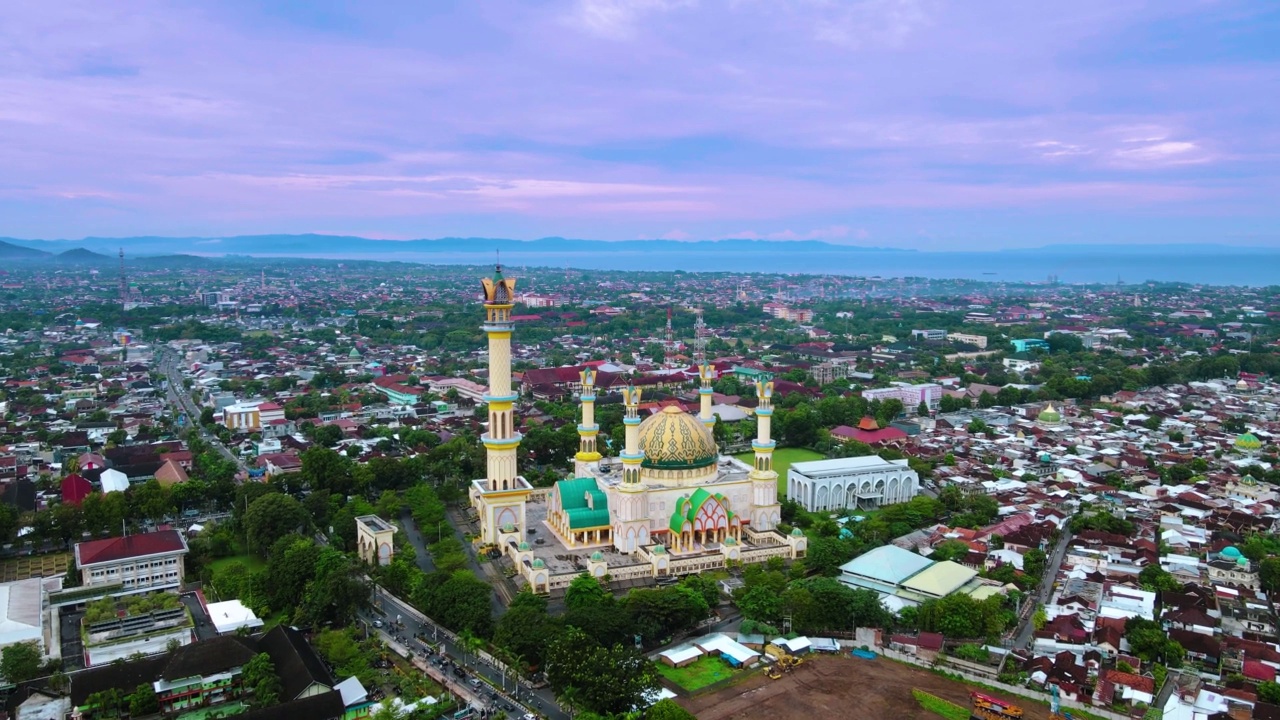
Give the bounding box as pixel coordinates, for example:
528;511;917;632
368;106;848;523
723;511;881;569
458;629;483;668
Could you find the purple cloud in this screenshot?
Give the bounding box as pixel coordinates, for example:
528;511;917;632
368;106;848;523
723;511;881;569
0;0;1276;248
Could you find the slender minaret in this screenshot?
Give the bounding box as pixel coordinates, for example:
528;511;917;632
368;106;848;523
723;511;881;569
574;369;601;476
620;386;644;486
615;384;648;552
750;380;781;531
698;364;717;429
480;264;521;492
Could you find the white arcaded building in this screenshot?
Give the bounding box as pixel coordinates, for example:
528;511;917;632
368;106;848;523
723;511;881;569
787;456;920;513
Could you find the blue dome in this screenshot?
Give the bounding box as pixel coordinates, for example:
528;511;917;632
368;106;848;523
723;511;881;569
1221;546;1242;559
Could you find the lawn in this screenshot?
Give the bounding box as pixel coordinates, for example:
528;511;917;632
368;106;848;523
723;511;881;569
734;447;825;500
208;554;266;574
911;689;969;720
656;655;743;692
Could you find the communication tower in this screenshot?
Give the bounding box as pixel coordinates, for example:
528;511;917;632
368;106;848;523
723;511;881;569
118;249;128;309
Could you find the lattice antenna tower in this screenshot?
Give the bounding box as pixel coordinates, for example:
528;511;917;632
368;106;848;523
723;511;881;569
118;248;127;308
693;309;709;365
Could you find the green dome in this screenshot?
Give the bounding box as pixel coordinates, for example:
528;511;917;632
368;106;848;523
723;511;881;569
652;545;666;555
501;522;516;532
1037;402;1062;424
590;551;604;561
1238;556;1250;567
517;541;530;551
1221;546;1242;559
531;558;545;569
1236;433;1262;450
791;528;804;537
724;536;737;546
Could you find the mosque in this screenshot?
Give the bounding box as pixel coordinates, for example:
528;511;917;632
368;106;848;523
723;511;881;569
468;266;803;583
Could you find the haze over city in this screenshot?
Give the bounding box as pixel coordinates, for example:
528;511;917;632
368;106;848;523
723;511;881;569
2;1;1278;250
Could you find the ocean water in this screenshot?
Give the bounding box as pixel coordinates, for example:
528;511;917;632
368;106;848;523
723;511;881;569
346;248;1280;286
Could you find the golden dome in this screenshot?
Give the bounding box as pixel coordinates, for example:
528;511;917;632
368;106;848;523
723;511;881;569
637;406;719;470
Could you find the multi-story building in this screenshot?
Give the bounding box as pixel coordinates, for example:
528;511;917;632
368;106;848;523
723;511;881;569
810;362;848;385
74;530;189;596
946;332;988;349
762;303;814;323
910;329;946;341
221;402;260;431
862;383;942;412
787;456;920;512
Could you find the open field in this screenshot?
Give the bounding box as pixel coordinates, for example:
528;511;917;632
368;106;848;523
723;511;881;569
0;552;70;582
733;447;824;500
680;655;1055;720
657;656;743;692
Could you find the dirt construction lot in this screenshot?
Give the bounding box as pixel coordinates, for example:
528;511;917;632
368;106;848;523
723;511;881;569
680;655;1054;720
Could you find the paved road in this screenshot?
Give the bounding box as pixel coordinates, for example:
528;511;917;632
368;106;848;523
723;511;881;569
370;587;568;720
399;508;438;574
1014;526;1074;649
157;350;247;474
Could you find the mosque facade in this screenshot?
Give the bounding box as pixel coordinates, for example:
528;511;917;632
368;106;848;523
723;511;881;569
467;267;803;585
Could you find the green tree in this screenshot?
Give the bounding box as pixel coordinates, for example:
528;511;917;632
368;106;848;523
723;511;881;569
0;641;42;682
242;652;281;707
929;540;971;563
1022;548;1047;580
647;698;697;720
244;492;310;556
1138;565;1183;594
1258;681;1280;704
1260;557;1280;594
545;627;658;716
495;591;561;669
412;569;495;638
126;684;159;716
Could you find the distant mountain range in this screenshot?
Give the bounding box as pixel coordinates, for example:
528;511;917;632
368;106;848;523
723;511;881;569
0;234;916;259
3;234;1274;262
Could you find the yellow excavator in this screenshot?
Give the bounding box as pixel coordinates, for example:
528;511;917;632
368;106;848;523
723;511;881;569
766;643;803;673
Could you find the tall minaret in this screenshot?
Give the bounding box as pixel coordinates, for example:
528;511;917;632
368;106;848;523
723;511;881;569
480;264;521;492
620;386;644;486
575;369;601;476
615;385;649;552
750;380;781;531
698;364;717;429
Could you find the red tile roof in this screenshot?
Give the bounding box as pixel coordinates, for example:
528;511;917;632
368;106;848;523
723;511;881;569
61;474;93;506
76;529;187;567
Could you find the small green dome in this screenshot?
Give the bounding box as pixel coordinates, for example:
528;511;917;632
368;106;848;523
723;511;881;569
1238;556;1250;567
531;558;545;569
590;551;604;561
1039;452;1053;463
501;522;516;532
724;537;737;546
1243;474;1257;486
1221;546;1242;559
652;544;666;555
791;528;804;537
517;541;530;551
1236;433;1262;450
1037;402;1062;424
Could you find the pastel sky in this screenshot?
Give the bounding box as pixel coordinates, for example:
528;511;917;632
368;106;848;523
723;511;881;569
1;1;1277;249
